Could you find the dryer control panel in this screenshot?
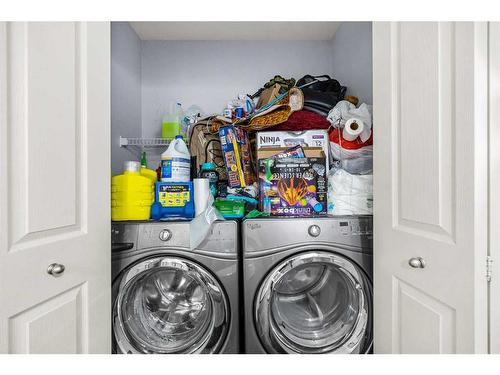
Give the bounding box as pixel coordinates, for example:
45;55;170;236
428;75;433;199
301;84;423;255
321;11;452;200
243;216;373;254
337;218;373;236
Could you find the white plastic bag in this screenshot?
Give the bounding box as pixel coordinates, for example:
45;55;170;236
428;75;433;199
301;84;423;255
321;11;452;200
327;100;356;127
182;105;205;141
189;194;224;250
330;142;373;160
328;101;373;174
327;101;373;131
330;142;373;175
327;167;373;215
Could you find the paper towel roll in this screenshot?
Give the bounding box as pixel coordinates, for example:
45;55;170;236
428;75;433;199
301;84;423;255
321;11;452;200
194;178;210;216
343;118;364;141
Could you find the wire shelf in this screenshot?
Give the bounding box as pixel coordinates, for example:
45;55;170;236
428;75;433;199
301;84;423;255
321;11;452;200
119;137;171;148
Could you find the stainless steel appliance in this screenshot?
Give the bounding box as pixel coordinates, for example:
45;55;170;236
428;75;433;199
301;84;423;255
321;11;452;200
242;216;372;354
112;221;239;354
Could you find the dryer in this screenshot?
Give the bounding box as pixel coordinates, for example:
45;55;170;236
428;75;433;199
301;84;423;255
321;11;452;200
242;216;372;354
112;221;239;354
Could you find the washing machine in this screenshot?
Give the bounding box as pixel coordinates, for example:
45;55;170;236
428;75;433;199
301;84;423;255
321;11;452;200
111;220;239;354
242;216;372;354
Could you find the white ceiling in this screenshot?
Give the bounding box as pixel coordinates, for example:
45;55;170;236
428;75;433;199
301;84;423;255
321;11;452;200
129;22;341;41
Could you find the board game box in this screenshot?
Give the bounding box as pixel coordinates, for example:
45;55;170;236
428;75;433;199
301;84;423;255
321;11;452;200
258;156;327;217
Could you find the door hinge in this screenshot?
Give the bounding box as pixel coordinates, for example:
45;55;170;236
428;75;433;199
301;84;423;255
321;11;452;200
487;256;493;283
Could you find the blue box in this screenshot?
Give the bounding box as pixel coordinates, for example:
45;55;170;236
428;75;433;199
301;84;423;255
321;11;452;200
219;125;255;188
151;181;195;220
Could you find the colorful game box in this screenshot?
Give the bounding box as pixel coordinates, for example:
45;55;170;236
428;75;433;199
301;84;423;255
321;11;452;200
259;156;327;217
219;125;255;188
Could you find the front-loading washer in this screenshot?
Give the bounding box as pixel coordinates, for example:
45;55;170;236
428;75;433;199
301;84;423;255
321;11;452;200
111;220;239;354
242;216;372;354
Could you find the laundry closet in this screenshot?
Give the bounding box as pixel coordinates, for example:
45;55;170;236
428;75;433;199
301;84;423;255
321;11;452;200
111;21;374;354
0;21;496;355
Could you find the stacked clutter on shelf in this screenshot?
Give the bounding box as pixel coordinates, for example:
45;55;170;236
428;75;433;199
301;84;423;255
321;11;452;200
111;73;373;242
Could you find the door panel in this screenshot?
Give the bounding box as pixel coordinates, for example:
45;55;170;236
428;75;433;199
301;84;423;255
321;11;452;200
393;278;455;354
397;23;454;240
7;22;83;249
0;22;110;353
373;22;488;353
10;22;78;237
8;283;87;354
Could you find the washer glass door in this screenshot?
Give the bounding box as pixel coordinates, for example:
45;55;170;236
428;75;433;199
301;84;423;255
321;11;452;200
113;256;229;354
255;251;372;354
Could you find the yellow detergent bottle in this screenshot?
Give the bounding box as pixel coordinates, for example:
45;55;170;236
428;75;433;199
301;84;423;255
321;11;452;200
111;161;157;221
140;167;158;184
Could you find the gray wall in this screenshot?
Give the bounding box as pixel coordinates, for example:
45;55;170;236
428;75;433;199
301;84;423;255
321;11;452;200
111;22;142;175
141;40;336;138
330;22;373;104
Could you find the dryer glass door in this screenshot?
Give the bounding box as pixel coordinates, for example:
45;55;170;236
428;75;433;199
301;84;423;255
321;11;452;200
113;256;229;354
255;251;372;353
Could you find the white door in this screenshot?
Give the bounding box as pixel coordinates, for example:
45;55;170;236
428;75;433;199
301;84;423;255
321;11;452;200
373;22;489;353
0;22;111;353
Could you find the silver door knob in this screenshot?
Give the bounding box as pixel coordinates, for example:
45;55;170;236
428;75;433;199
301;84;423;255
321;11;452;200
408;257;425;269
47;263;65;277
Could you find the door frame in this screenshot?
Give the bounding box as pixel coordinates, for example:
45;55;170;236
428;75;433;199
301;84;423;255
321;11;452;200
489;21;500;354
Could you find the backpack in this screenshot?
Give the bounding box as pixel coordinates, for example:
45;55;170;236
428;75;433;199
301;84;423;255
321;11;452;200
188;118;228;181
296;74;346;116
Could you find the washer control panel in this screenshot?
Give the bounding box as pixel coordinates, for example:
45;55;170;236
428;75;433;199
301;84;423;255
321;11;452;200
133;221;238;254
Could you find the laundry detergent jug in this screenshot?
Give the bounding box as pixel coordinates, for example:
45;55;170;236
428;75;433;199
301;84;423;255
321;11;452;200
161;135;191;182
111;161;155;221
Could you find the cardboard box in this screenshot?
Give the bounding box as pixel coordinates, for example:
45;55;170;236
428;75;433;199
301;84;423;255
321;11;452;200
219;125;255;188
256;129;330;167
257;147;324;161
259;156;327;217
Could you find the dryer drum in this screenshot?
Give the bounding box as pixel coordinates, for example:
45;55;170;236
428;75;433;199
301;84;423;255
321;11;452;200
254;251;372;354
113;256;229;354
